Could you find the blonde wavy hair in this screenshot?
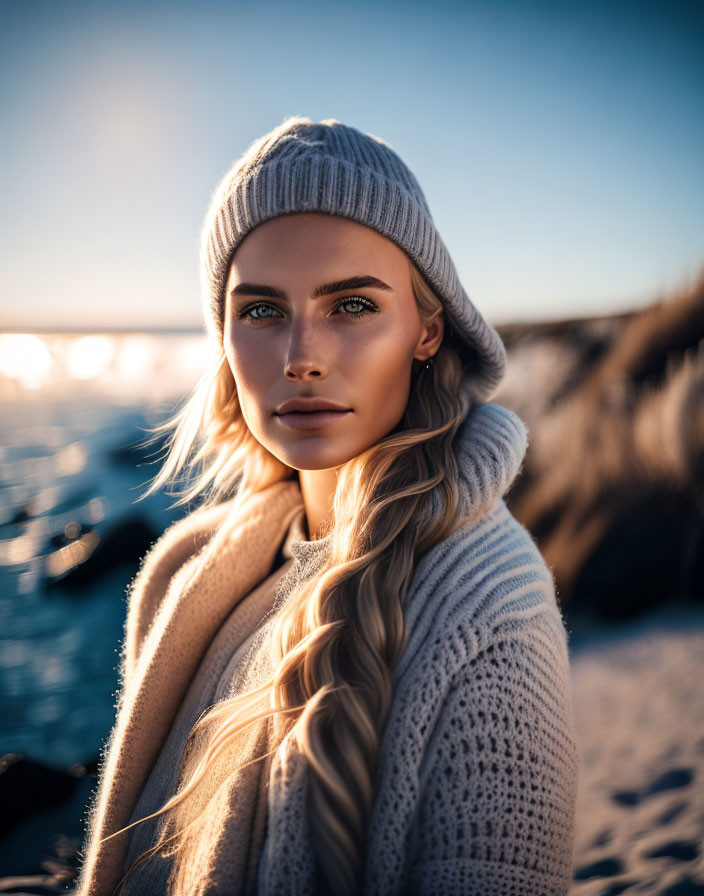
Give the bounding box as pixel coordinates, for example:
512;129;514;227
104;256;479;896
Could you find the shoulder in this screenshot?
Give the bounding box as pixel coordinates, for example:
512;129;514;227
120;499;236;683
409;505;578;893
400;498;563;684
385;498;574;779
369;500;579;893
133;499;235;587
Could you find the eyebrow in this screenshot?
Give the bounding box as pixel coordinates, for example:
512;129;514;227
229;275;393;301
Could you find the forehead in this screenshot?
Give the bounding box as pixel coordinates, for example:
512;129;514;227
227;213;411;283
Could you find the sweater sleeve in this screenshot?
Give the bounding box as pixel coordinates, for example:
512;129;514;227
407;613;580;896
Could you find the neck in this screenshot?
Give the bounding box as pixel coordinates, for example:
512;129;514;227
297;466;341;540
293;401;526;545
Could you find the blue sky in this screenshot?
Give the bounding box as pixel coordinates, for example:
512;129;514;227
1;0;702;329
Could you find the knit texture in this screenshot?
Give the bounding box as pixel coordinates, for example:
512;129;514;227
199;115;506;401
73;401;579;896
119;508;311;895
73;487;308;896
258;404;580;896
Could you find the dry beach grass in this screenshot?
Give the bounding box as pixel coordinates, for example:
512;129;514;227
494;267;704;894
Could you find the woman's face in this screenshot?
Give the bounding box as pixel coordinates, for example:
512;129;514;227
223;212;444;472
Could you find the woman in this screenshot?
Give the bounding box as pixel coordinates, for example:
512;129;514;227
74;116;579;896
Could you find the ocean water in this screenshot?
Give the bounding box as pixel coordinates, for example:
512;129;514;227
0;331;209;770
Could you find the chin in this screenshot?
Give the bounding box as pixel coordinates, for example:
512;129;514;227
275;444;360;472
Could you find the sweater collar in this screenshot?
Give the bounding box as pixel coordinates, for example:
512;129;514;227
285;401;526;564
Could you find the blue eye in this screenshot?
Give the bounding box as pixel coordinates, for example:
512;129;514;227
239;296;377;321
245;304;277;320
337;296;376;318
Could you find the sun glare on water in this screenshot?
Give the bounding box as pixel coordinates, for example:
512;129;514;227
0;334;54;390
0;331;209;402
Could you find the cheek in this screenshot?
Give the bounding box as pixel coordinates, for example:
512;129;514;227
223;338;266;424
352;332;414;412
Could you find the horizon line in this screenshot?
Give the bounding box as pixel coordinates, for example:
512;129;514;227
0;306;640;338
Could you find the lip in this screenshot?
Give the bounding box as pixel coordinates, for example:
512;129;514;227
275;409;352;430
274;397;351;415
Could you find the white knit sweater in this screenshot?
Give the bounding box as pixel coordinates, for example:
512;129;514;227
258;403;580;895
74;401;579;896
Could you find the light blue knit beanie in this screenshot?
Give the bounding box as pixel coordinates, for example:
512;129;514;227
200;115;506;400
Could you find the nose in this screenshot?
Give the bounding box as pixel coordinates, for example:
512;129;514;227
283;319;327;380
285;360;323;379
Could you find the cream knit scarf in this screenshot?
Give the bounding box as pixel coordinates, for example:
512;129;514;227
74;482;310;895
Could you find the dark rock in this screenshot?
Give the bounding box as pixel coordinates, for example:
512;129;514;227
44;514;159;592
0;754;96;884
48;521;93;551
0;755;81;836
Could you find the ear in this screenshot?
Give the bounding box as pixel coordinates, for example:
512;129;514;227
413;310;445;362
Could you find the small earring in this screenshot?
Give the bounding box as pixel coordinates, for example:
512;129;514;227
424;356;434;371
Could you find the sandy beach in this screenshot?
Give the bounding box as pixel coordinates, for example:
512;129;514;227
568;602;704;894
